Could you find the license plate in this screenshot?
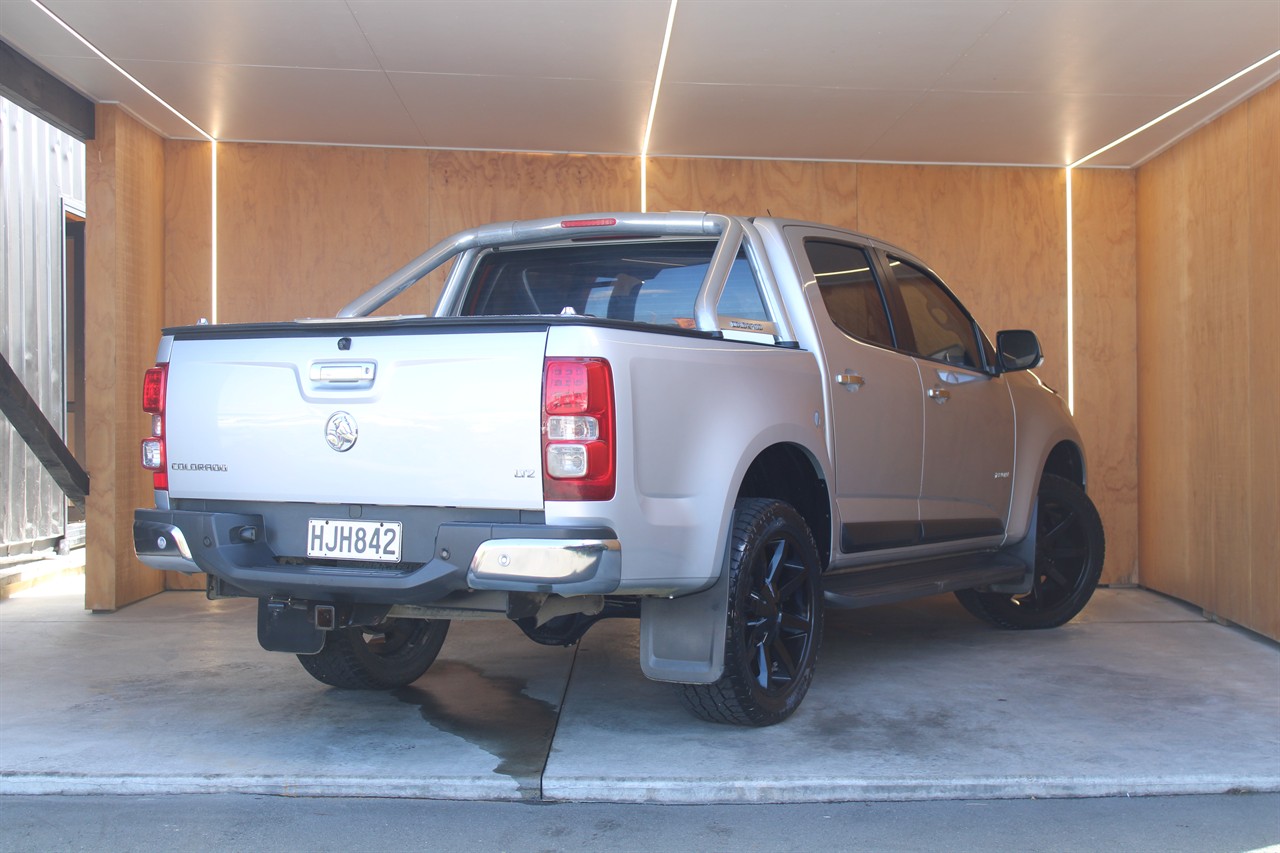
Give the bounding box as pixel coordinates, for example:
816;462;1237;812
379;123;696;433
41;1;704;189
306;519;402;563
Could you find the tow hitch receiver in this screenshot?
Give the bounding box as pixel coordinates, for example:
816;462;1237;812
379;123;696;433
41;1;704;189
313;604;336;630
257;598;326;654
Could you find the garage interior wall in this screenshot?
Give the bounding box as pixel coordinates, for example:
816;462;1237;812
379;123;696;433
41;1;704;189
84;82;1277;643
1136;83;1279;641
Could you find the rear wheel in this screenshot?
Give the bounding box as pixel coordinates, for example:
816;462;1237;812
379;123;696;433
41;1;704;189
681;498;823;726
296;618;449;689
956;474;1104;629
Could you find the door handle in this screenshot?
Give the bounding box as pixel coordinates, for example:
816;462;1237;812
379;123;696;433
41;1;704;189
836;372;865;390
927;386;951;403
309;361;376;384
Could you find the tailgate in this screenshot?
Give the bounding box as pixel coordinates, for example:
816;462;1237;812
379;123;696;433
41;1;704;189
163;326;548;509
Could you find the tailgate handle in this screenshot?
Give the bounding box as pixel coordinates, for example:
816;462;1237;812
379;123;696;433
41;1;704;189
310;361;376;383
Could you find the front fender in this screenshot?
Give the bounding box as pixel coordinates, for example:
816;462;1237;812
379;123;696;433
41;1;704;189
1005;372;1087;545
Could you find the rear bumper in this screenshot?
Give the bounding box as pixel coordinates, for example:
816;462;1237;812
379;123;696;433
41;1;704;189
134;507;621;603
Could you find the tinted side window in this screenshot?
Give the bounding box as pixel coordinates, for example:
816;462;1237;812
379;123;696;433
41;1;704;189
889;258;982;369
581;251;763;328
716;258;769;322
805;240;894;348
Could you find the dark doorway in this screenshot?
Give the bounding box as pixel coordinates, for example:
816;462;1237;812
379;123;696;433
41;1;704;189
64;210;86;527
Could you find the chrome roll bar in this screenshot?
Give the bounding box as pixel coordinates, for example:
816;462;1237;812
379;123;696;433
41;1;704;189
336;211;796;344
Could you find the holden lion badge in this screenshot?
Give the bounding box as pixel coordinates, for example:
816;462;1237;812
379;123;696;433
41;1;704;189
325;411;358;452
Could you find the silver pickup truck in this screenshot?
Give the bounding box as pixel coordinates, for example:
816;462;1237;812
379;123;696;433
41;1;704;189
134;212;1104;726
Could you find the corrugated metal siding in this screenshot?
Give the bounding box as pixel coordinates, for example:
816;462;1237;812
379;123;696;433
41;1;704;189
0;97;86;553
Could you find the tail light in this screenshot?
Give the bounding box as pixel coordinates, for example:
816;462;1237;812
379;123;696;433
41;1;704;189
543;358;614;501
140;364;168;491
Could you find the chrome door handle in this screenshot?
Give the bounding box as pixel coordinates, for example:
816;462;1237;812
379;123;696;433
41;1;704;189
836;372;865;390
927;386;951;403
310;361;376;383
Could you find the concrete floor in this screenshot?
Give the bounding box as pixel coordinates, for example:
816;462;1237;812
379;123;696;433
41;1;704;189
1;578;1277;804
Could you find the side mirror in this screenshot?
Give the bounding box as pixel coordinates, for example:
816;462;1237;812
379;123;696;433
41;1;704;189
996;329;1043;372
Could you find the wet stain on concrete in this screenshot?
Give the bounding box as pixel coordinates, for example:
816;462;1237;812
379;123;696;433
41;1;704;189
393;661;559;797
803;706;964;757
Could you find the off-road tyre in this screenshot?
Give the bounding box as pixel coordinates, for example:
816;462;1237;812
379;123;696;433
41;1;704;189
681;498;823;726
956;474;1105;629
296;618;449;689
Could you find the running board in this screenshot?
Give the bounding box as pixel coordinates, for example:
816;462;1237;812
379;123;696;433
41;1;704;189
822;553;1027;610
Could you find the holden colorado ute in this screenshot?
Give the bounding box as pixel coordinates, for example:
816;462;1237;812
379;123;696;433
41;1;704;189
134;212;1104;726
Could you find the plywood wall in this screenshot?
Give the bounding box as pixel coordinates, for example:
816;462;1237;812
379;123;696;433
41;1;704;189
1245;84;1279;642
202;146;638;323
1070;169;1139;583
162;140;212;328
645;157;858;229
216;143;433;323
84;105;167;610
1137;83;1279;640
429;151;639;238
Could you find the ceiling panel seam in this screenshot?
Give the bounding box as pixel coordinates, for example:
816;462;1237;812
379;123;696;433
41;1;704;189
856;2;1017;162
342;0;426;148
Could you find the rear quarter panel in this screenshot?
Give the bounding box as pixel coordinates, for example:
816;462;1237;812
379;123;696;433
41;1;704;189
543;324;829;594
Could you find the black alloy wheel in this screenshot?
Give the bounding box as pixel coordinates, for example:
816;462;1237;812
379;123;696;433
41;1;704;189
682;498;823;726
956;474;1105;630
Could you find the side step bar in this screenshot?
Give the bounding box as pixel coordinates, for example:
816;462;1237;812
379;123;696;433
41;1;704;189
823;552;1027;610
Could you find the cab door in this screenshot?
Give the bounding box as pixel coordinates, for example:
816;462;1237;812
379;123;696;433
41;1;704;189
880;254;1013;546
789;231;925;561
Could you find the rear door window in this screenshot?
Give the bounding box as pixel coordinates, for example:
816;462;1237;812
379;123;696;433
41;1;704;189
804;240;895;348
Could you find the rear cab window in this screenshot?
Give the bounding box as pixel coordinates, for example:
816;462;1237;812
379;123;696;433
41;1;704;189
459;240;772;340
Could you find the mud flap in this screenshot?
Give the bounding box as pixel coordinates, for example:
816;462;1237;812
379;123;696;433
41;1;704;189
638;548;731;684
988;500;1038;595
257;598;325;654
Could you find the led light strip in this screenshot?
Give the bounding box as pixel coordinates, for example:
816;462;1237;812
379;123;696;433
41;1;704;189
210;140;217;323
30;0;219;322
1063;47;1280;413
1065;168;1075;413
1070;48;1280;171
640;0;679;212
